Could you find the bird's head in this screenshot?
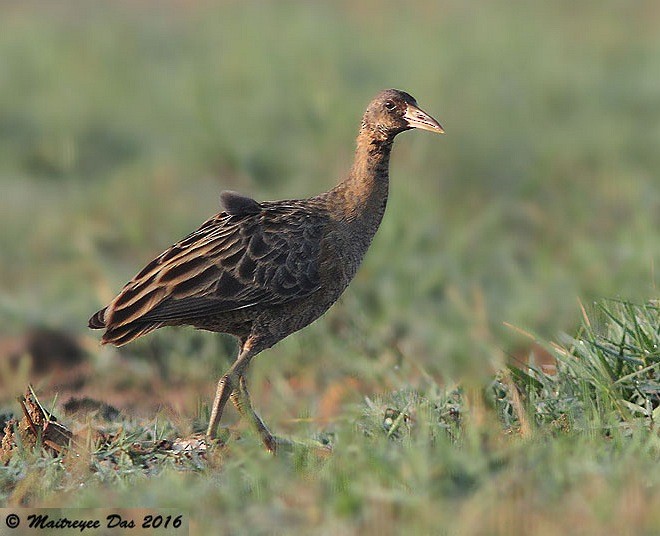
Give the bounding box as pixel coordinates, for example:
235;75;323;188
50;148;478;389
362;89;444;139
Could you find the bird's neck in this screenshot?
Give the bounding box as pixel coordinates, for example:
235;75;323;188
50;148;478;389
331;125;393;228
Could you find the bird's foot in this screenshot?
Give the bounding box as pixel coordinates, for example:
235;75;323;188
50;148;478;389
205;426;233;447
262;434;333;457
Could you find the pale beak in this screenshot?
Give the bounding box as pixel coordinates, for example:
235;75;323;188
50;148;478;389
404;104;445;134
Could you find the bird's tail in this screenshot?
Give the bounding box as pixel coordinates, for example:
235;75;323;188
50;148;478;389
100;321;163;347
88;307;107;329
88;306;162;346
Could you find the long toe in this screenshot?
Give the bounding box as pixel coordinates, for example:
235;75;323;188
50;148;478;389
264;435;332;457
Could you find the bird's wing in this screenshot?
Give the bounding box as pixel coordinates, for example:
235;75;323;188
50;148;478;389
101;201;326;329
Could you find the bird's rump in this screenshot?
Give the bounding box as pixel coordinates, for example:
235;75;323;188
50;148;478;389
90;203;326;341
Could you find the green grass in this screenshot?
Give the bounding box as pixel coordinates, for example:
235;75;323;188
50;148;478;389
2;300;659;534
0;1;659;534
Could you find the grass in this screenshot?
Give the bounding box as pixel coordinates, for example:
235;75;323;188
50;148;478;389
0;1;659;534
1;300;659;534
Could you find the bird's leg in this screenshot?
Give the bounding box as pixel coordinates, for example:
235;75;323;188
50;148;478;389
206;372;235;439
206;338;256;440
230;376;278;452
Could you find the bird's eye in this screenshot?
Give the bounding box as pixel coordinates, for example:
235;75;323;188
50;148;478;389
384;100;396;111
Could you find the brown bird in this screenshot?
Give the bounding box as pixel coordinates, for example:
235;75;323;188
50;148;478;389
89;89;443;451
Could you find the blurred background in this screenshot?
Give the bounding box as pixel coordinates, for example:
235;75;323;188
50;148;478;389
0;1;658;423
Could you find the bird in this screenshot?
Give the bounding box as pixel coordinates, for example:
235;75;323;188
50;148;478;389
89;89;444;451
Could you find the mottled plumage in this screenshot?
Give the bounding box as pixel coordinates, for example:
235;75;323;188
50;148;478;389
90;201;326;346
89;89;443;451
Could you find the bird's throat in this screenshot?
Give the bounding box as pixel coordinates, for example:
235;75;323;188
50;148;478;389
336;128;393;226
